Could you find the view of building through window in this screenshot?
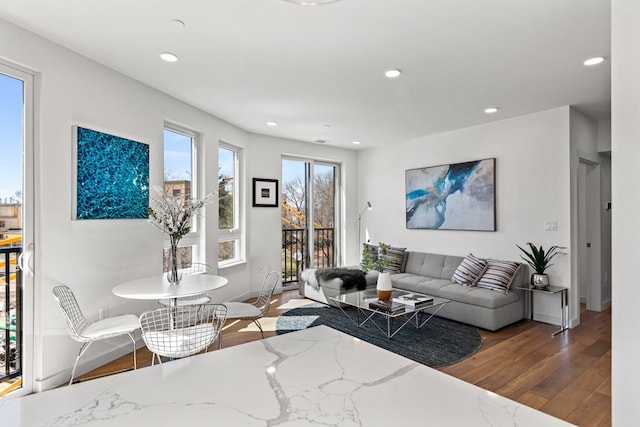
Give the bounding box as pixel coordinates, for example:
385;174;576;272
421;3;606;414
0;72;24;387
162;127;195;270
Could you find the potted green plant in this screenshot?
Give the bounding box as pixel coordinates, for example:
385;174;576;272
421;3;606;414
362;242;393;299
516;242;565;288
361;242;391;273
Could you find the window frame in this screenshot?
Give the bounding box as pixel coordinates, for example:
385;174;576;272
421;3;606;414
163;123;202;260
218;141;244;267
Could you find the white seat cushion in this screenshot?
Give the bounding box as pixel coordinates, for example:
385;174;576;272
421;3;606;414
82;314;139;338
224;302;261;319
145;324;216;358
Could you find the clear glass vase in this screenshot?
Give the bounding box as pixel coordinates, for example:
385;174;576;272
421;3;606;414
167;243;182;285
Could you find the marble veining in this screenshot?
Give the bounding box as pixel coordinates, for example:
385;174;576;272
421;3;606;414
1;326;574;427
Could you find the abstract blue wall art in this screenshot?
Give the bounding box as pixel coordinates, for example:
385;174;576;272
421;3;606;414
74;126;149;220
405;158;495;231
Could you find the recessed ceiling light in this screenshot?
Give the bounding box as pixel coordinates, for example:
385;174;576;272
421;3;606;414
484;107;499;114
266;121;278;126
385;69;402;78
169;19;185;28
584;56;605;66
160;52;178;62
282;0;341;5
315;139;328;144
352;140;361;145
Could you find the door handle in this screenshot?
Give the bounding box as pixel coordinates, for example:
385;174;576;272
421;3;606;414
18;243;34;277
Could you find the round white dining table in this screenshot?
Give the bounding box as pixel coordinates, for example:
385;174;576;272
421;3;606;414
113;274;228;306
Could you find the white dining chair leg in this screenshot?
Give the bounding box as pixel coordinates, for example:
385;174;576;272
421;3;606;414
151;353;163;366
69;342;93;386
127;332;137;371
68;332;136;386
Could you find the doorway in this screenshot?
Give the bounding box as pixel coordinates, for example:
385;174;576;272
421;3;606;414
0;62;35;397
281;158;340;288
577;157;605;313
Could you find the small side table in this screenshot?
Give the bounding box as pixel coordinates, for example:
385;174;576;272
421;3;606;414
515;285;568;336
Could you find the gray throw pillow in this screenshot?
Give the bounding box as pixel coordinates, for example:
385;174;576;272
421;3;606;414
383;246;407;273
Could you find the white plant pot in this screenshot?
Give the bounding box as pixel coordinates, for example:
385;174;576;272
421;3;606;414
377;271;392;300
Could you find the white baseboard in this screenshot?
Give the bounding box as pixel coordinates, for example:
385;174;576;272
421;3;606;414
34;339;143;393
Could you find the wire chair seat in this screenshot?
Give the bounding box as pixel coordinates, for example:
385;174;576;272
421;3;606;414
52;285;139;385
140;304;227;364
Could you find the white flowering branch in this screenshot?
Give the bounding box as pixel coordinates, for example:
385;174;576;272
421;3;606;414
148;185;216;244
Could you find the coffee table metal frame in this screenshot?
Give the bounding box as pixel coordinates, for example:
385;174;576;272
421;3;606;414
329;289;450;338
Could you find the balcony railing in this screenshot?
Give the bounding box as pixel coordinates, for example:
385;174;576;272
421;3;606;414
282;228;335;285
1;246;22;384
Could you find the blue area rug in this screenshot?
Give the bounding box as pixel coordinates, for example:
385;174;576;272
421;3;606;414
276;303;482;367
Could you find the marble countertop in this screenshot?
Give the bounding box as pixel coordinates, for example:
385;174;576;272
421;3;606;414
1;325;573;426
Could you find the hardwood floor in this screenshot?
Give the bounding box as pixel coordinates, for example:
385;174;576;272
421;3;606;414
76;290;611;426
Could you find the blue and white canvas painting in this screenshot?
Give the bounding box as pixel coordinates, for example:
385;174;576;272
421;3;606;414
405;158;495;231
75;126;149;220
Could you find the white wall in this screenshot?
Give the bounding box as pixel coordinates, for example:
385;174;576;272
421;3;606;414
598;119;612;152
0;19;360;390
357;107;573;324
246;134;359;289
612;1;639;425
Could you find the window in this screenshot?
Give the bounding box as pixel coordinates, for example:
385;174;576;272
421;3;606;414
218;143;242;265
163;126;199;270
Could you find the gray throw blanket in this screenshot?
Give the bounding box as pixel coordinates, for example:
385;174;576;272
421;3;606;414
315;268;367;291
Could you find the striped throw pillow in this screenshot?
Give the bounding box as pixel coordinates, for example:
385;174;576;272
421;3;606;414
383;246;407;273
451;254;487;286
476;259;520;294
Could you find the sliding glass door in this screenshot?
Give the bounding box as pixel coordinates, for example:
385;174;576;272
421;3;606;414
0;62;35;397
281;158;339;287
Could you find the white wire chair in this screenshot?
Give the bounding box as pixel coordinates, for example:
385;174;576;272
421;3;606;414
52;285;139;386
158;262;214;307
219;271;280;348
139;304;227;365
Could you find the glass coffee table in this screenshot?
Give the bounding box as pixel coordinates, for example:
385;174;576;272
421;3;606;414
329;288;450;338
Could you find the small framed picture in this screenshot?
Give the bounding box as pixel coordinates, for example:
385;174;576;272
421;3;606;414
252;178;279;207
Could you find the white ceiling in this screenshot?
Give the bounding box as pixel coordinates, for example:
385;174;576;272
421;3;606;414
0;0;611;149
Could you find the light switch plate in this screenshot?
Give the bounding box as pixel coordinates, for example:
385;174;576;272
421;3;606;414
545;221;558;231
